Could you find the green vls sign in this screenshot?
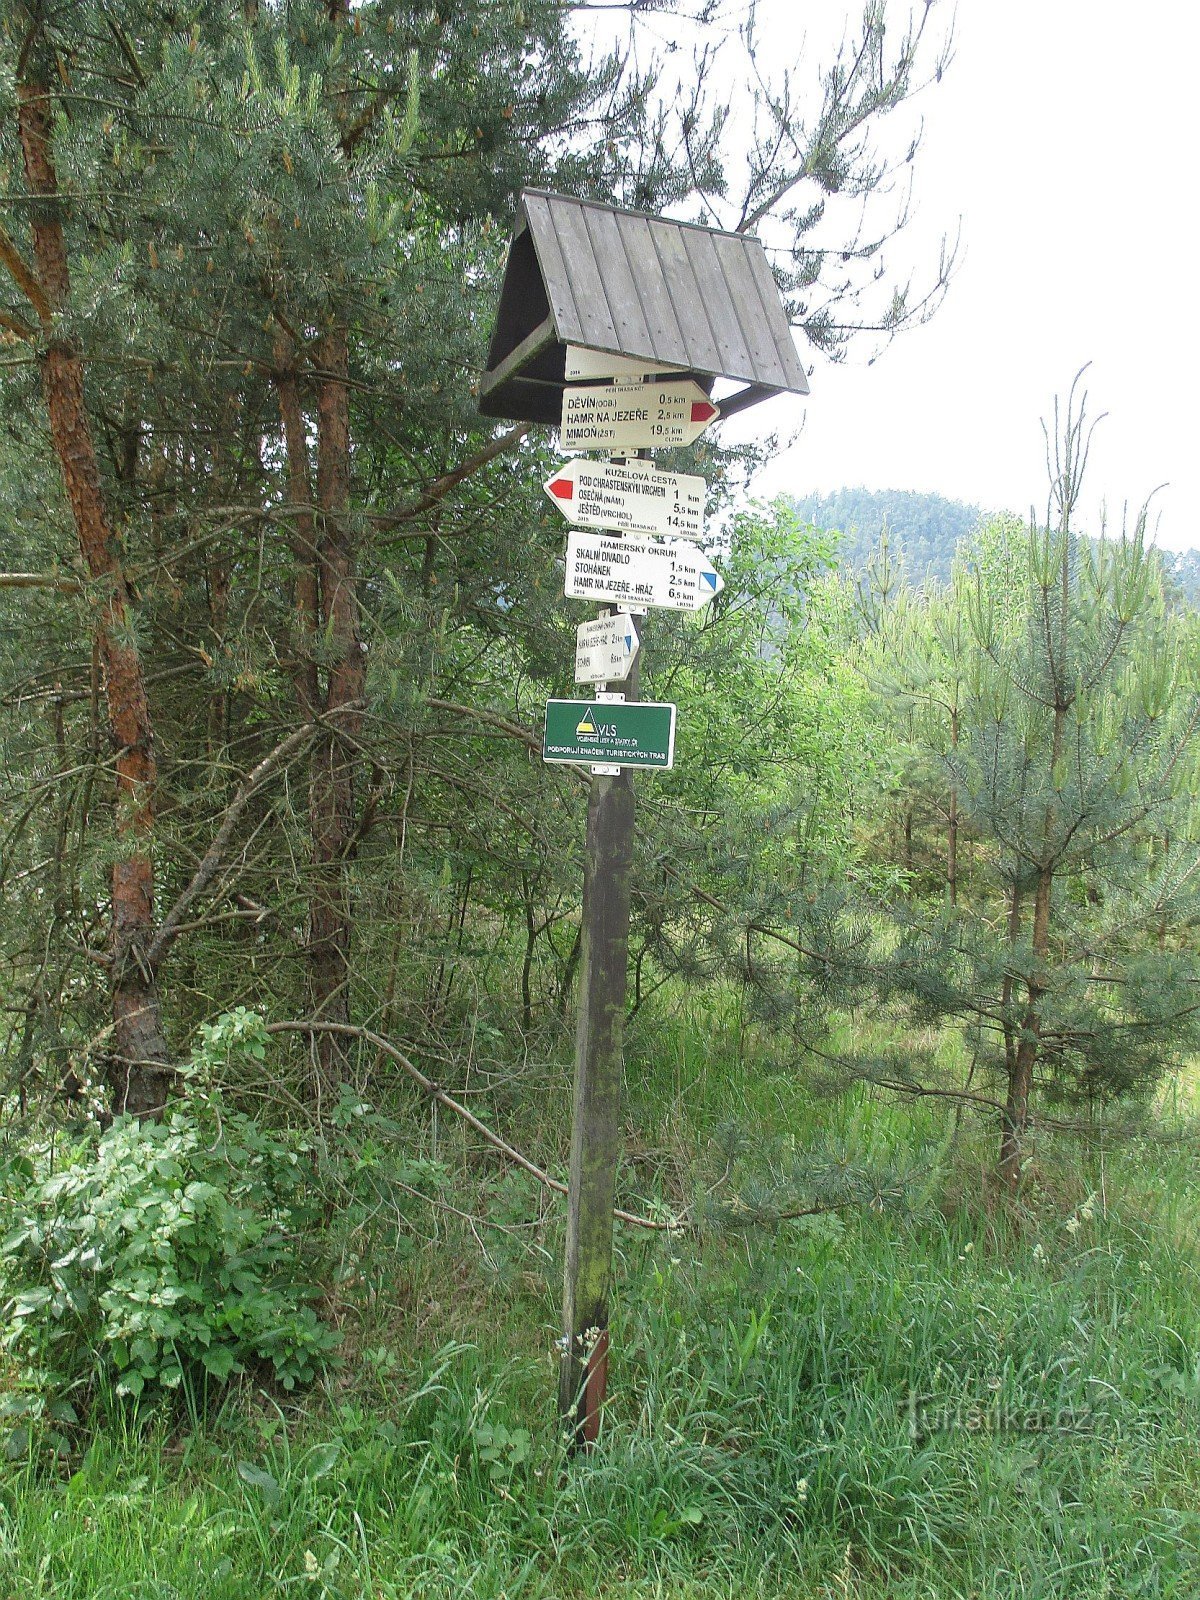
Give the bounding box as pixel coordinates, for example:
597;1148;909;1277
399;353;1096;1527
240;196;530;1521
543;699;676;770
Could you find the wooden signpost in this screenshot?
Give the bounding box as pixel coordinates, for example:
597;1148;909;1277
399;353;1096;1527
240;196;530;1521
549;405;716;1445
478;189;809;1452
557;637;638;1438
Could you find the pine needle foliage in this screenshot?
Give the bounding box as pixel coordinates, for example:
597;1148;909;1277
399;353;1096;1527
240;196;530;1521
0;0;955;1111
839;382;1200;1186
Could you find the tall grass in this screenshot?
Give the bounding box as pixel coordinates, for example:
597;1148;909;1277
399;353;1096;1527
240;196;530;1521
3;1000;1199;1598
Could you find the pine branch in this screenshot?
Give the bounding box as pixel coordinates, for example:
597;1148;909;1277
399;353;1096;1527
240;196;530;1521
869;1075;1006;1114
0;220;51;328
425;697;551;761
372;425;531;535
0;308;35;340
0;571;82;592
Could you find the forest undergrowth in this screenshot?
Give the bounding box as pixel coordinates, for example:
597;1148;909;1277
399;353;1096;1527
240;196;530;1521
2;996;1199;1600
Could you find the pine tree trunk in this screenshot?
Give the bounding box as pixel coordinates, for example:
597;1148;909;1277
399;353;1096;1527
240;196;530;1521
1000;881;1023;1083
998;519;1072;1194
206;543;230;759
15;75;170;1116
946;708;959;905
998;864;1052;1193
274;322;362;1083
521;880;537;1035
309;324;364;1081
290;0;365;1087
274;333;321;720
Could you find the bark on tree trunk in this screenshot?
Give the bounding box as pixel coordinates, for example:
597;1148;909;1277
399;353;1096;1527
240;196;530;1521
998;865;1052;1193
15;75;170;1116
206;541;230;760
309;324;364;1082
947;708;959;906
290;0;363;1089
998;523;1071;1193
274;332;321;720
1000;881;1023;1085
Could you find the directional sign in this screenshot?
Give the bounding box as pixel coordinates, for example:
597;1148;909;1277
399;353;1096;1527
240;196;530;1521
544;699;676;770
560;381;719;452
545;457;706;541
565;531;724;613
575;613;640;685
565;344;689;383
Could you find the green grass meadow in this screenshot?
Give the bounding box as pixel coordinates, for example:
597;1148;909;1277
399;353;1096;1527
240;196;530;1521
3;1003;1200;1599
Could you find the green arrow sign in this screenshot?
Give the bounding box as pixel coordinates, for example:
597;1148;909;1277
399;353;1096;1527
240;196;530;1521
543;699;676;769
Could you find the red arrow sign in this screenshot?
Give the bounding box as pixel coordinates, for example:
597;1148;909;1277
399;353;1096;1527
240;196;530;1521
691;401;718;424
543;457;707;539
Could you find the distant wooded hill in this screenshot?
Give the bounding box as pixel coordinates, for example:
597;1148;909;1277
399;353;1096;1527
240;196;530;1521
786;487;984;584
787;487;1200;602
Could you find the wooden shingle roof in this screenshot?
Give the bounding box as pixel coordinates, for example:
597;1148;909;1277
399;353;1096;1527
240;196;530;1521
479;190;810;425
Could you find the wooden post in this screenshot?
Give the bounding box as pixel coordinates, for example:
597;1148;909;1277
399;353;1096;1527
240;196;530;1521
558;609;641;1445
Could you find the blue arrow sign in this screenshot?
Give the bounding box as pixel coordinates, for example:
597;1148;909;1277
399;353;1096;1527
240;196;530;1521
565;531;725;612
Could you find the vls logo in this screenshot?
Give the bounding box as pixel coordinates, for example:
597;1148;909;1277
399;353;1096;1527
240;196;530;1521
575;712;617;741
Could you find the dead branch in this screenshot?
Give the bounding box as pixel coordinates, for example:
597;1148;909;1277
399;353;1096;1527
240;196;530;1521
0;218;51;328
371;425;531;535
0;571;82;592
265;1017;684;1232
148;702;363;969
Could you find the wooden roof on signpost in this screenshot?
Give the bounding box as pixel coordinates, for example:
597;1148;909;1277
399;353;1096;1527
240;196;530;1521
479;189;810;425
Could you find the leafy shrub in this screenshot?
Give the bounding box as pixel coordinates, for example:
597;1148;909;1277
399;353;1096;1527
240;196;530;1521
0;1015;338;1413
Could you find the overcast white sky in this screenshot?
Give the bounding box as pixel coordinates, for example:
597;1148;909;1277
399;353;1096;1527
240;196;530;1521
585;1;1200;550
747;1;1200;550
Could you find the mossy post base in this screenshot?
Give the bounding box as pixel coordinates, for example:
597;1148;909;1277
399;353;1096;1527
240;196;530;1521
558;626;639;1447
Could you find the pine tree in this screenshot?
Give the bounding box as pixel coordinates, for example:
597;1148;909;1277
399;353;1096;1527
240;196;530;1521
0;0;956;1114
863;381;1200;1189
